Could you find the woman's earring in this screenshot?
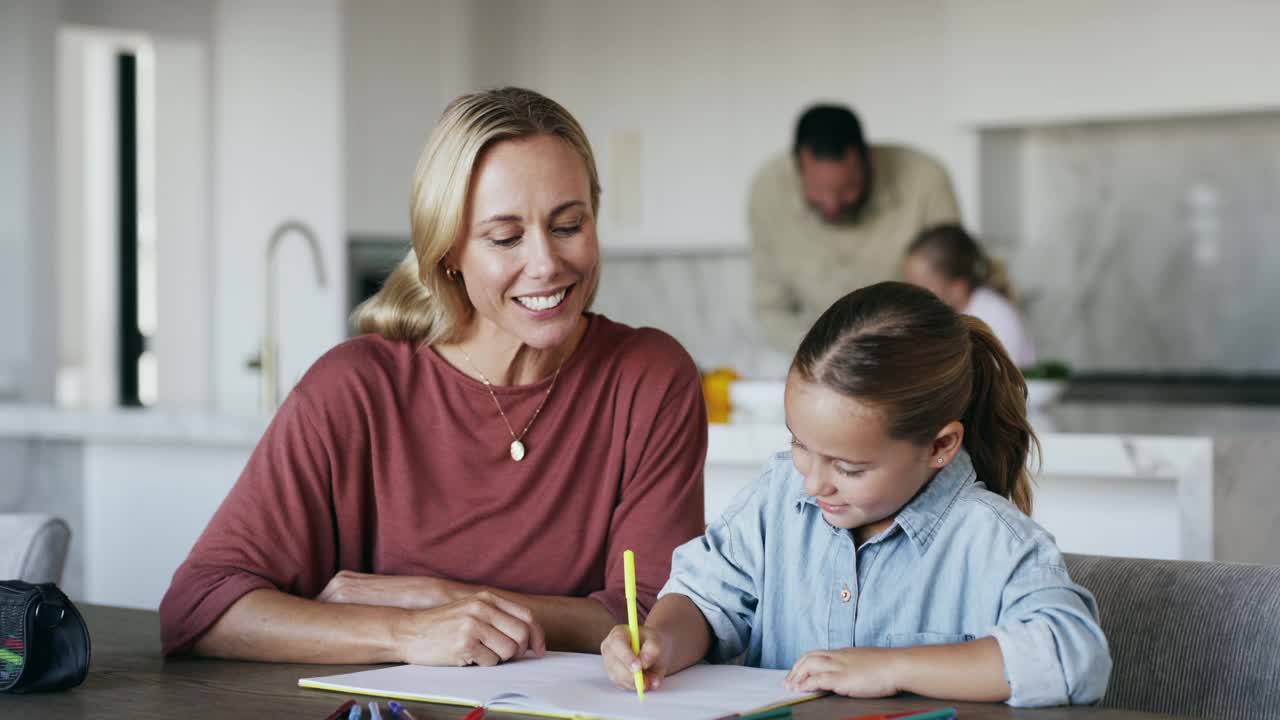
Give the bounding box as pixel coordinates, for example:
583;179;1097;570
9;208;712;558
445;267;459;280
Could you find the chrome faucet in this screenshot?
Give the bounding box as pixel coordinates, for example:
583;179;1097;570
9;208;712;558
246;220;327;414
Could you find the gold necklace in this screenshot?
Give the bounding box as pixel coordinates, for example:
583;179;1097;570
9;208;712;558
456;345;565;462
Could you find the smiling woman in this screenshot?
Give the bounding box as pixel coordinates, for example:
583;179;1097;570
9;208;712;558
158;88;707;667
437;134;599;384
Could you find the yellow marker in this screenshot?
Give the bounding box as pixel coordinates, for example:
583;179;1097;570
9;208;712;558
623;549;645;700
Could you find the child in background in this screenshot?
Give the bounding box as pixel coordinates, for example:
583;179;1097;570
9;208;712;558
600;282;1110;707
902;223;1037;368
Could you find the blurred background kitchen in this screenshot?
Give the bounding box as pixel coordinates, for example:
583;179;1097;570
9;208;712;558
3;0;1280;609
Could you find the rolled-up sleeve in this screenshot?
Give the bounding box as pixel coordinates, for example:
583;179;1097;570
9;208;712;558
659;475;770;663
989;552;1112;707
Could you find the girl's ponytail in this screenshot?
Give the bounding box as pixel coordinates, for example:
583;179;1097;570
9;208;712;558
961;316;1038;514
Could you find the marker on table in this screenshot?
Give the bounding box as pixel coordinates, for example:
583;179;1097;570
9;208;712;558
460;706;486;720
842;709;958;720
731;706;792;720
623;549;645;700
387;701;419;720
367;701;383;720
347;703;363;720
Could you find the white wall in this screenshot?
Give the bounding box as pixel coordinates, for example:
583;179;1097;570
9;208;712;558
57;2;217;412
16;0;344;415
344;0;474;236
56;28;136;410
0;1;59;403
346;1;1280;249
341;0;965;245
55;0;343;417
940;0;1280;257
462;0;964;249
11;1;1280;411
55;24;214;413
213;0;346;415
943;0;1280;128
153;38;214;412
61;0;214;39
0;2;32;399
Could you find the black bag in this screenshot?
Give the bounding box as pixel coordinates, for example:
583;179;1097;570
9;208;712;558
0;580;91;693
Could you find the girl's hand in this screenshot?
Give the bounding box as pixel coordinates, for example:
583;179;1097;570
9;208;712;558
317;570;472;610
783;647;901;697
600;624;673;692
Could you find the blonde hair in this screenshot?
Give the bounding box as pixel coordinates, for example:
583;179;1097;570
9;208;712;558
908;223;1018;303
352;87;603;344
792;281;1039;514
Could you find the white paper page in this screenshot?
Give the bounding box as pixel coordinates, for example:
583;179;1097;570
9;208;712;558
300;652;820;720
503;661;820;720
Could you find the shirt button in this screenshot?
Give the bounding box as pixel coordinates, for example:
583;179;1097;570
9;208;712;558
840;584;852;603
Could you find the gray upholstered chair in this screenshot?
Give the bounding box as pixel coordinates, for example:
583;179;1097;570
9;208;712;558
0;513;71;584
1065;553;1280;720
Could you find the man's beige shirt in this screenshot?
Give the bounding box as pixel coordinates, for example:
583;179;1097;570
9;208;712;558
749;144;960;352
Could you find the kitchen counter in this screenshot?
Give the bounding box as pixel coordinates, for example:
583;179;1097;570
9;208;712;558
7;401;1273;448
1032;402;1280;436
0;403;267;446
1061;375;1280;405
5;400;1279;609
710;401;1280;466
0;404;263;607
706;402;1280;566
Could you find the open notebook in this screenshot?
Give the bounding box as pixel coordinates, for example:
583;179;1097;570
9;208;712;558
299;651;822;720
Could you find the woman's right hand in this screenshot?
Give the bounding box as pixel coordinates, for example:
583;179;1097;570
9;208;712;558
397;590;546;666
600;624;673;692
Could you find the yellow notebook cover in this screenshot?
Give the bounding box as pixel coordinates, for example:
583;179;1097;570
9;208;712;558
299;651;821;720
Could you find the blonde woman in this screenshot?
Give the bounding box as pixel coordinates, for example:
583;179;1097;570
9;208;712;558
160;88;707;666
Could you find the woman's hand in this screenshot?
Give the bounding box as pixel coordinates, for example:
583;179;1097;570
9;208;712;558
783;647;900;697
396;591;546;666
317;570;474;610
600;624;674;692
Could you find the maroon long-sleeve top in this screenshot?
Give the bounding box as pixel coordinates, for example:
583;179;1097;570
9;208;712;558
159;314;707;655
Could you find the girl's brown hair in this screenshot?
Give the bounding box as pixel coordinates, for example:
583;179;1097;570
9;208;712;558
791;281;1037;513
908;223;1015;301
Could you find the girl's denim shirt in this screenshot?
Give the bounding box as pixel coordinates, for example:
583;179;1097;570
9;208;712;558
660;449;1112;707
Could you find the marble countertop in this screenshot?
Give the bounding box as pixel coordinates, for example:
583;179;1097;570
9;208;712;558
710;402;1280;466
1032;402;1280;436
6;400;1280;450
729;401;1280;437
0;404;267;446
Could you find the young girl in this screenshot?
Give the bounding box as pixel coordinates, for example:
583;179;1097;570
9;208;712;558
902;223;1038;368
601;282;1110;707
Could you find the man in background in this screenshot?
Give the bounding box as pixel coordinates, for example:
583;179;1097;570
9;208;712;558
749;104;960;352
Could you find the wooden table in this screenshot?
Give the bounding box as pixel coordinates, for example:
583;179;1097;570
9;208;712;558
0;605;1187;719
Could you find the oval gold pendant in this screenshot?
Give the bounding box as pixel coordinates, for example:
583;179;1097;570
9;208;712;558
510;440;526;462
